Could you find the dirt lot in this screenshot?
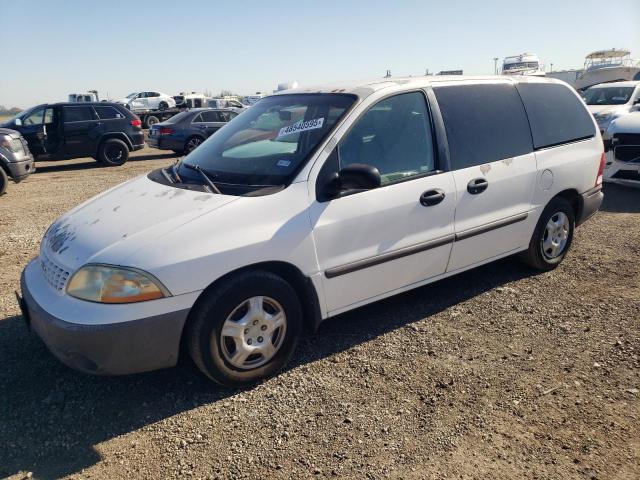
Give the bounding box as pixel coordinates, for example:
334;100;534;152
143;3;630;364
0;148;638;480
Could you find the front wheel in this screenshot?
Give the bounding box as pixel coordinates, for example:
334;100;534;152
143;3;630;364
519;197;575;271
0;168;8;196
158;101;168;111
98;138;129;166
187;271;303;387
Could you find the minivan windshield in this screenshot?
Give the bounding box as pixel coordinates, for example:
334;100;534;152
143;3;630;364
582;86;635;105
178;93;356;187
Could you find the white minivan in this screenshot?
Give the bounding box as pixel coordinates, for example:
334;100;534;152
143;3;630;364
19;76;604;386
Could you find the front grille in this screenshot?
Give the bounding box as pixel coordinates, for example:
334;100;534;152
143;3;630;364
611;170;640;181
40;250;71;292
613;133;640;146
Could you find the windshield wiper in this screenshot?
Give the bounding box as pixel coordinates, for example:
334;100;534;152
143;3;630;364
181;161;222;194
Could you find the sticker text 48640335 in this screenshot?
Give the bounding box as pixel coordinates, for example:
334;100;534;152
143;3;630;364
277;118;325;138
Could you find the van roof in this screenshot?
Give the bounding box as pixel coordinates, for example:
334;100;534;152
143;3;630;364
272;75;568;98
587;80;640;89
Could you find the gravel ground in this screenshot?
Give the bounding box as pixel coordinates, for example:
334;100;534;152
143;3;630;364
0;148;638;480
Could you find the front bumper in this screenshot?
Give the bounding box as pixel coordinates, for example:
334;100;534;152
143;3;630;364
19;262;191;375
2;154;35;182
577;185;604;226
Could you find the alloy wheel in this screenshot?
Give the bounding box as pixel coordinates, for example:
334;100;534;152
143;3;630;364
185;138;202;153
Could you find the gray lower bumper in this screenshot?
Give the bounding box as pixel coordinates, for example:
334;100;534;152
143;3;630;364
19;271;190;375
577;185;604;226
3;155;34;181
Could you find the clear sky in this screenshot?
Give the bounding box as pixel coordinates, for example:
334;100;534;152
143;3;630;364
1;0;638;108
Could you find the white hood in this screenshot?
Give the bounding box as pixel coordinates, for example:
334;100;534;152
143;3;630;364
606;112;640;134
42;175;238;272
587;104;629;116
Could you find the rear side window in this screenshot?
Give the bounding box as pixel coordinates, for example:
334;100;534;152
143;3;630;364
516;83;596;149
63;106;95;122
433;83;532;170
94;106;124;120
200;111;222;122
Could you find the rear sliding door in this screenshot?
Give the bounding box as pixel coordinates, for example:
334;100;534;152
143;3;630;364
432;81;537;272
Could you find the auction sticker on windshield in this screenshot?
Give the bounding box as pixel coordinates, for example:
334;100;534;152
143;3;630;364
278;118;324;138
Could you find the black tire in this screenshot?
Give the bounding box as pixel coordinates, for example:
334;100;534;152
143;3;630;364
0;168;8;196
98;138;129;166
187;270;303;387
519;197;575;271
145;115;160;128
158;101;168;111
184;136;204;154
125;103;131;110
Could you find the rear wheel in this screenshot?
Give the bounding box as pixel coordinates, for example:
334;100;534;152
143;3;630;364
519;197;575;271
98;138;129;166
184;136;203;154
0;168;8;195
187;270;303;387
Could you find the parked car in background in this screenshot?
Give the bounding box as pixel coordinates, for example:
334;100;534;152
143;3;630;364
18;76;604;387
148;108;238;154
207;98;247;111
0;128;34;195
1;103;144;166
602;112;640;186
582;81;640;132
115;91;176;112
68;91;99;103
173;92;207;109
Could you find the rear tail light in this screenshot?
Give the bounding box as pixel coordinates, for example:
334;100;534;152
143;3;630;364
131;118;142;128
159;127;174;135
596;151;605;186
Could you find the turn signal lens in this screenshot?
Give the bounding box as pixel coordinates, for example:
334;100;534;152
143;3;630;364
67;265;169;304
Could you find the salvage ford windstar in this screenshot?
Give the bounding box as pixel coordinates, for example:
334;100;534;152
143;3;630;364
18;76;604;386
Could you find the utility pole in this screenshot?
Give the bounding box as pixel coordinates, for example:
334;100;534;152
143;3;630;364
493;57;499;75
550;62;554;72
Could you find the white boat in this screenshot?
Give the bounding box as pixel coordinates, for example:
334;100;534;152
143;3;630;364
501;53;545;76
574;49;640;91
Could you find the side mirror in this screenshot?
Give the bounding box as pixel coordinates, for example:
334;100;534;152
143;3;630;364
14;118;22;126
322;163;381;200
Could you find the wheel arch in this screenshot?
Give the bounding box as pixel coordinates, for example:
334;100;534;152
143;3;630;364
553;188;582;223
178;261;323;357
95;132;133;156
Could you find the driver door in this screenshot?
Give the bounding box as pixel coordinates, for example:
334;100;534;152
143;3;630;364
18;105;58;156
309;91;457;314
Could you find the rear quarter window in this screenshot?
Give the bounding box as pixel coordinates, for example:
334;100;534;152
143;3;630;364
94;106;124;120
433;83;533;170
515;82;596;149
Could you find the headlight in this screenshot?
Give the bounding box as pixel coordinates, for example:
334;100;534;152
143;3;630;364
0;135;22;153
67;264;170;303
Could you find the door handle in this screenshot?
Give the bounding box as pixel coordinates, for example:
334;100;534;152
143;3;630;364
467;178;488;194
419;188;445;206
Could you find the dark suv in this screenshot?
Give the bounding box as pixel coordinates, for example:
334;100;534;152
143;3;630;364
1;103;144;166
